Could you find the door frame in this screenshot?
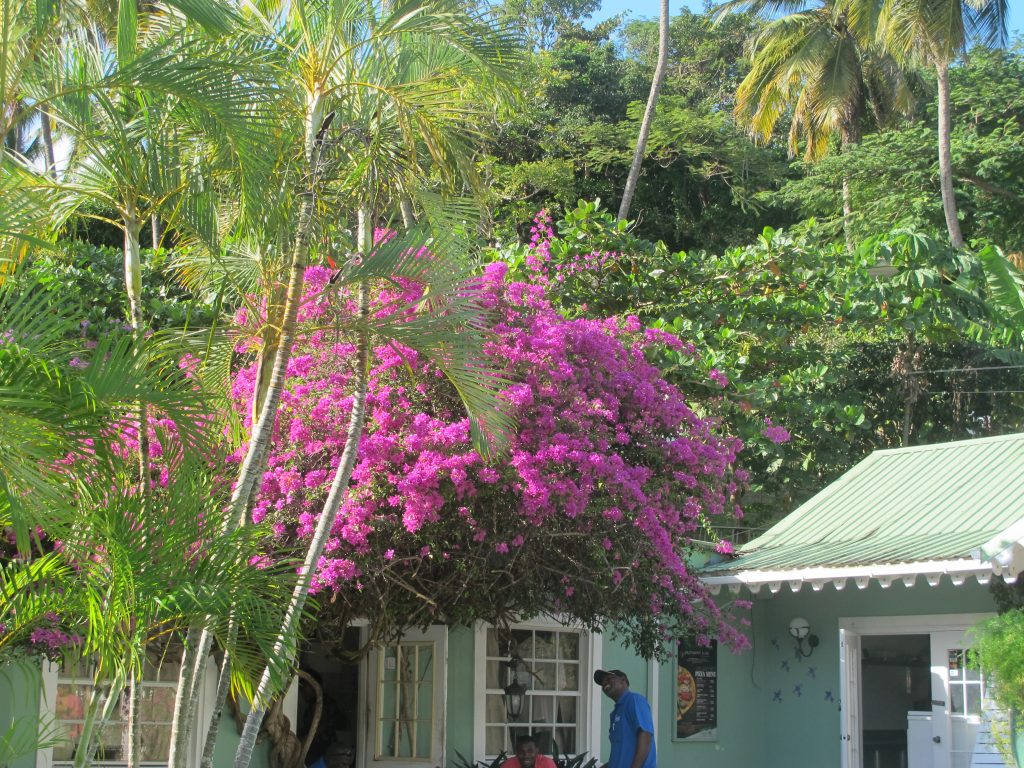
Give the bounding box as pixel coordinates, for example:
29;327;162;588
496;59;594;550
837;613;994;768
362;625;448;768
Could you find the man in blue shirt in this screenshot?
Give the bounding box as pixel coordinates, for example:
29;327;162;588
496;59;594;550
594;669;656;768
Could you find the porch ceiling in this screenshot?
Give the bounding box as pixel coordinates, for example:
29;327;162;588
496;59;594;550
702;432;1024;594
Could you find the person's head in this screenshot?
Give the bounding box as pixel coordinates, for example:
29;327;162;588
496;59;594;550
593;669;629;701
514;736;540;768
324;743;355;768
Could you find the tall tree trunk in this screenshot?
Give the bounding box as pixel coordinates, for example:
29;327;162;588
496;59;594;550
168;626;202;767
935;59;964;248
73;686;104;768
200;647;234;768
618;0;669;221
121;207;149;766
400;197;415;228
40;106;57;179
173;90;328;765
151;214;163;248
250;285;287;429
123;209;150;487
126;671;141;768
234;212;373;768
75;679;123;768
841;176;854;253
839;123;859;254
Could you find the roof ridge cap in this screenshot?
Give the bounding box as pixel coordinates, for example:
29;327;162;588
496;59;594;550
873;432;1024;456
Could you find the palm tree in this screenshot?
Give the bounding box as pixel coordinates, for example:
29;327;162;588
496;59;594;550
873;0;1009;248
0;0;67;175
9;16;281;761
618;0;669;221
718;0;912;250
155;3;519;764
0;277;293;768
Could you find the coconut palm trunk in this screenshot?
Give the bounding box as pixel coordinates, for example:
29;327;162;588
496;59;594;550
233;266;371;768
40;106;57;178
618;0;669;221
840;120;861;253
935;57;964;248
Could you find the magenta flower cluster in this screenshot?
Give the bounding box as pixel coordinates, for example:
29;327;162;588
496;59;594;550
229;230;751;646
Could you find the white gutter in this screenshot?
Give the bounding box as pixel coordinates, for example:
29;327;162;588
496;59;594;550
701;556;1018;595
974;519;1024;564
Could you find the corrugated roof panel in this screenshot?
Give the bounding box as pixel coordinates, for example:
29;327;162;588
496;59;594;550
706;433;1024;575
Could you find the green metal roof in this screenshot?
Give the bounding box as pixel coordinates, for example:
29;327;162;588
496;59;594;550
705;433;1024;576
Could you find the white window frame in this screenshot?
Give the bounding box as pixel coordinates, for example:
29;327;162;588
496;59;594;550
36;656;222;768
472;618;602;763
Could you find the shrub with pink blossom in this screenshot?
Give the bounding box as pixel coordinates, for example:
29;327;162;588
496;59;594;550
231;249;750;656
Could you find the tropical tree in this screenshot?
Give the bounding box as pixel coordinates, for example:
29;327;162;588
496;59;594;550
0;275;294;768
494;0;602;49
618;0;669;221
772;45;1024;252
130;2;523;765
873;0;1009;248
717;0;912;250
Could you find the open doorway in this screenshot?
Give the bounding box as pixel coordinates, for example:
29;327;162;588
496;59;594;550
840;614;1006;768
860;634;931;768
298;627;362;767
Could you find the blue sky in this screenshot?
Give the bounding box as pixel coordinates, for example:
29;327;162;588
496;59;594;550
590;0;1024;38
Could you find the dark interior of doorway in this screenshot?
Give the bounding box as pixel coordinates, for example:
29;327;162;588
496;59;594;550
298;627;361;767
860;634;931;768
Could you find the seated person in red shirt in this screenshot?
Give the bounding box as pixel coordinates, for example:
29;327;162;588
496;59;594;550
500;736;557;768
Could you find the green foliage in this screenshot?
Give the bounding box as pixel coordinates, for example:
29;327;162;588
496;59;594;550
505;201;1024;525
26;241;220;332
494;0;602;49
775;45;1024;251
622;9;758;112
482;9;791;251
971;609;1024;718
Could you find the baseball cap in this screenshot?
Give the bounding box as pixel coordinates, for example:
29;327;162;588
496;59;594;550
593;669;629;686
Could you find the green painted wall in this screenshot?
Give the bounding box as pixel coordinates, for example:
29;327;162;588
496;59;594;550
438;579;995;768
719;579;995;768
446;625;476;766
208;704;273;768
0;661;41;768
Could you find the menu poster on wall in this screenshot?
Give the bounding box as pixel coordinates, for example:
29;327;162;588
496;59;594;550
675;638;718;742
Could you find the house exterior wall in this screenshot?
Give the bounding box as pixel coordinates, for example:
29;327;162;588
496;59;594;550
715;578;995;768
0;578;998;768
447;625;476;765
1;660;41;768
432;578;996;768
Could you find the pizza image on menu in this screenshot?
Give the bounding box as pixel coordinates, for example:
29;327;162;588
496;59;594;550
677;666;696;719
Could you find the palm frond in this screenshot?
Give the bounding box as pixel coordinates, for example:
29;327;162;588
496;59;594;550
332;225;475;295
0;281;216;545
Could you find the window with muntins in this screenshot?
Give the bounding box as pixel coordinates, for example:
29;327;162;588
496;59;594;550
482;626;584;758
51;656;179;767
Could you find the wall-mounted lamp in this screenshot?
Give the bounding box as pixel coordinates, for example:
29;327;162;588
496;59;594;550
789;617;820;657
503;655;526;721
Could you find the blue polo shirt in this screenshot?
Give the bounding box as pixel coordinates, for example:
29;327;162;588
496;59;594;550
609;690;656;768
